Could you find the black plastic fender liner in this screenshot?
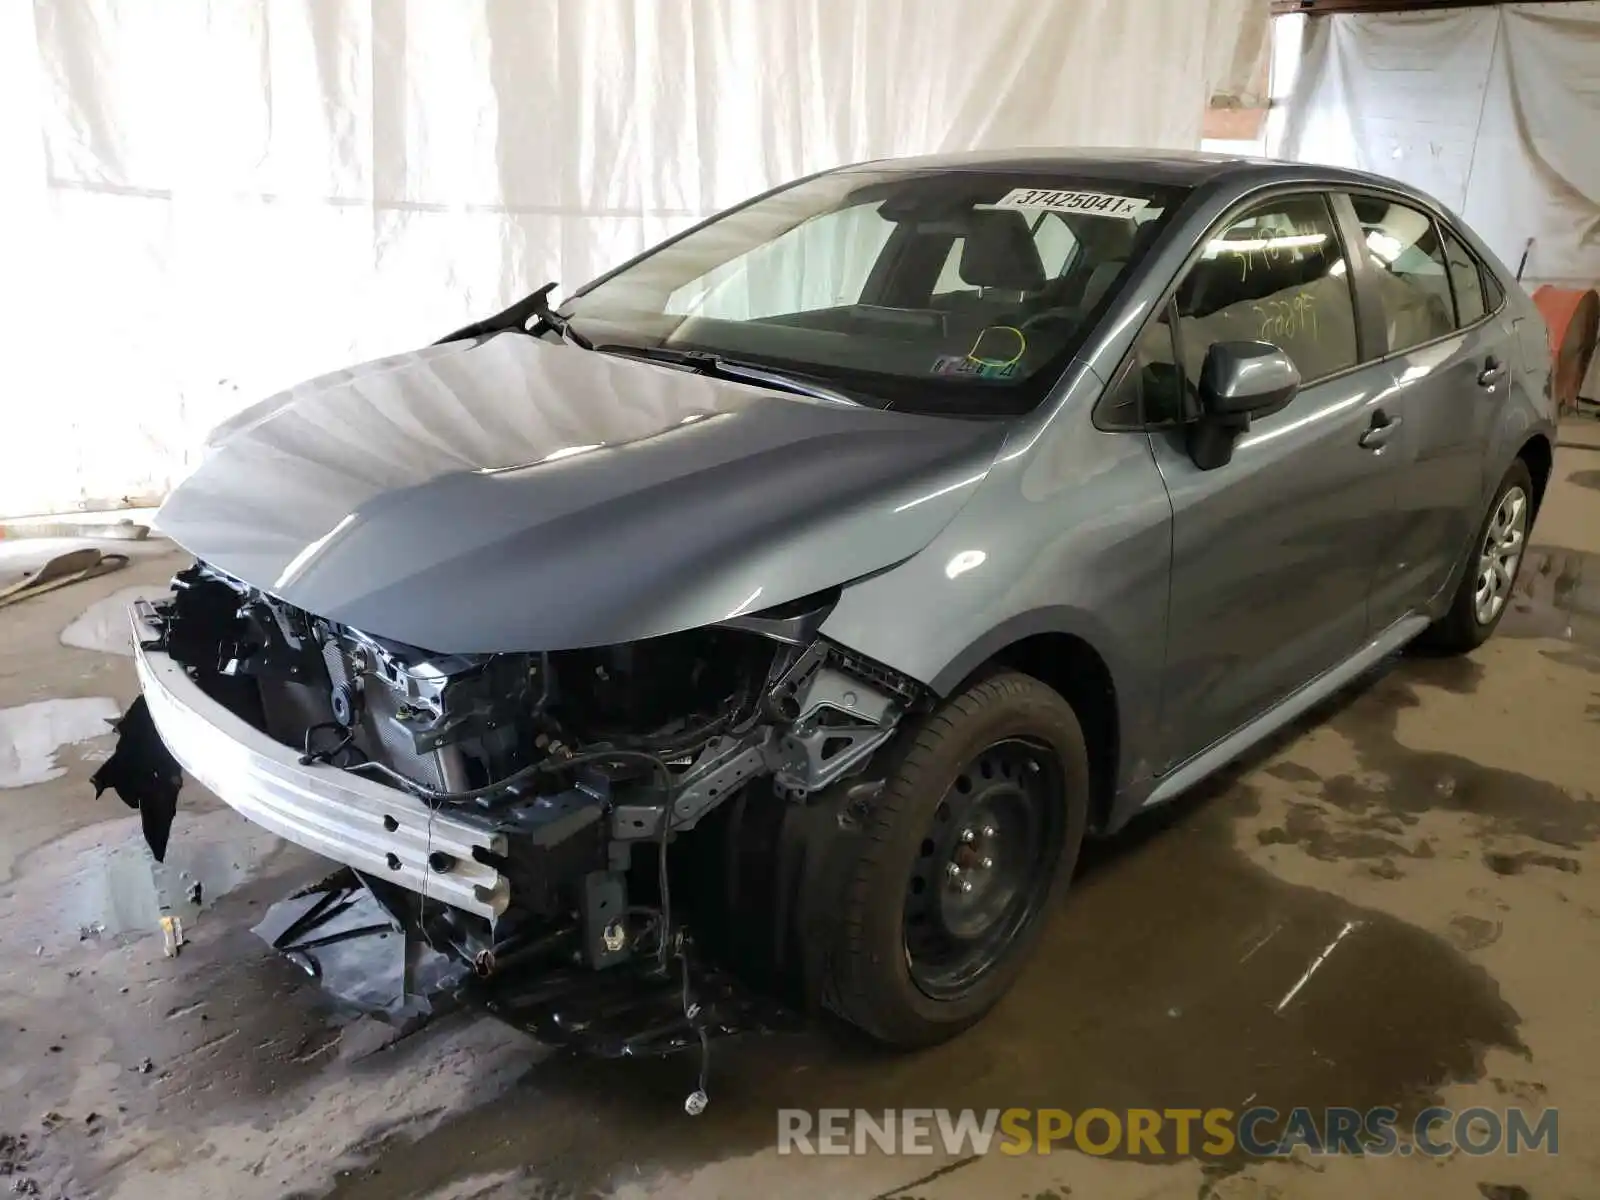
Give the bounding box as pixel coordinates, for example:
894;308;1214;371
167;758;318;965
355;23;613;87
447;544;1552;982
91;695;184;861
249;867;799;1055
253;869;468;1024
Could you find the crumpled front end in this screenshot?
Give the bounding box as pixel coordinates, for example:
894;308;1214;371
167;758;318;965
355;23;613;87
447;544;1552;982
95;560;925;1053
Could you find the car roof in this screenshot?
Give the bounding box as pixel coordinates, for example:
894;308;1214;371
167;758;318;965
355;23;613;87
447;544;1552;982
839;147;1410;193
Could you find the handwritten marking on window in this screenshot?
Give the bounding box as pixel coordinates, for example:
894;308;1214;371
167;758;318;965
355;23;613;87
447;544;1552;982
1253;291;1321;344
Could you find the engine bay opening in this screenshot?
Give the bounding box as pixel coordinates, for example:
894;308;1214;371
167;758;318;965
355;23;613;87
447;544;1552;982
95;560;926;1066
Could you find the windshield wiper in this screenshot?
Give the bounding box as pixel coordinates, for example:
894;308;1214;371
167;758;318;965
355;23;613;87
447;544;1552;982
594;345;863;406
434;282;593;349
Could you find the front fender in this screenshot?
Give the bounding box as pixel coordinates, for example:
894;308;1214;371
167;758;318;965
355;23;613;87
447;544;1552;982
924;604;1130;699
818;380;1174;795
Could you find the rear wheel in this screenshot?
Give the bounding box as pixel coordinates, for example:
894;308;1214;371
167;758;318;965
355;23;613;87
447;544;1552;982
821;671;1089;1048
1416;459;1532;655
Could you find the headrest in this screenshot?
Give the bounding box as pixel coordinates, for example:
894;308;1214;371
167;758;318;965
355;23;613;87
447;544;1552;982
960;210;1046;291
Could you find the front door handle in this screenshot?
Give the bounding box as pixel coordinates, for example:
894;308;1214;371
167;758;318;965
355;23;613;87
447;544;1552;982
1359;411;1403;450
1479;356;1507;388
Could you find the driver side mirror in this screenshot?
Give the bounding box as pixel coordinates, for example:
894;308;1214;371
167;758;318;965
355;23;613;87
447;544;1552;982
1187;341;1301;471
1200;340;1300;418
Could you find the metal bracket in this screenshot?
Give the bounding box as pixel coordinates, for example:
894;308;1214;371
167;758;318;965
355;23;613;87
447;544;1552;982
670;733;771;829
580;871;630;968
793;666;897;726
769;664;901;798
770;722;896;799
611;802;668;842
610;652;906;832
609;730;772;840
764;641;826;720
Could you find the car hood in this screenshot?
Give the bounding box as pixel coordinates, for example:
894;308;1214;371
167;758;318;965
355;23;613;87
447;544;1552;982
156;333;1008;651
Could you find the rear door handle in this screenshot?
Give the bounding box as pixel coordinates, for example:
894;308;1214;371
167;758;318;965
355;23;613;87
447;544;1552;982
1359;411;1402;450
1479;357;1507;388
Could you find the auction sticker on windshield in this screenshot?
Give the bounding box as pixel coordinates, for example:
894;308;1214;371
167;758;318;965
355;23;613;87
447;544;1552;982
994;188;1149;218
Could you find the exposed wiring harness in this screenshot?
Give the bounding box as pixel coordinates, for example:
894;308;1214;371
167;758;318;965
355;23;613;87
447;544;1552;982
584;670;763;763
298;720;355;767
338;743;654;803
333;742;714;1109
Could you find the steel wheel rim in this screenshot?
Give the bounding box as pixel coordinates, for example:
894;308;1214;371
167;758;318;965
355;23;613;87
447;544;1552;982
903;738;1064;1001
1474;485;1527;626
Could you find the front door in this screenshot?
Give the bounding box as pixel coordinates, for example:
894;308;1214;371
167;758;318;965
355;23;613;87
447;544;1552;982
1341;193;1519;629
1148;191;1395;770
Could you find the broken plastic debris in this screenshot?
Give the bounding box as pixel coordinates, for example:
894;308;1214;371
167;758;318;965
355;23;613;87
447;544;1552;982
89;696;182;861
160;915;184;957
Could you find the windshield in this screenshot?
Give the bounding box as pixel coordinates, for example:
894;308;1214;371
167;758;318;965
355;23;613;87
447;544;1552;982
565;168;1188;415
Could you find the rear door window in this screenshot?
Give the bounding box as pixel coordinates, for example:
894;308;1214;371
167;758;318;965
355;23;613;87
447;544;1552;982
1349;195;1456;350
1175;192;1359;391
1443;229;1487;326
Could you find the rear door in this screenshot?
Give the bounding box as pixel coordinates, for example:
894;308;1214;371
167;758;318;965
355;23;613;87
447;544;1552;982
1340;192;1517;629
1145;191;1395;769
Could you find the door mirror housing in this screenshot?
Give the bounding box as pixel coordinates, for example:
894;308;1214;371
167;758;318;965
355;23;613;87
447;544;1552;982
1200;341;1300;419
1187;342;1301;471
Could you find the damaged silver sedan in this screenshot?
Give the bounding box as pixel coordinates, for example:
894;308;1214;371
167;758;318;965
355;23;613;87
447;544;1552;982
96;150;1555;1072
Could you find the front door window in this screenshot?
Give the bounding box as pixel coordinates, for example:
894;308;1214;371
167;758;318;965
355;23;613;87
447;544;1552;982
1175;193;1360;393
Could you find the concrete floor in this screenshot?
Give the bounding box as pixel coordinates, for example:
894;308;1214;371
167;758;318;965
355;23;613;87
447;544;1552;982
3;430;1599;1200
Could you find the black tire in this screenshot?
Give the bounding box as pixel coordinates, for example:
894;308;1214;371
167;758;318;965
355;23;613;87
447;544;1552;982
822;671;1090;1048
1415;458;1533;655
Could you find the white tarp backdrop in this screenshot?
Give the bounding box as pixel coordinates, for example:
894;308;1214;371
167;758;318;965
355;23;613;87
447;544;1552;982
1;0;1265;518
1280;1;1600;396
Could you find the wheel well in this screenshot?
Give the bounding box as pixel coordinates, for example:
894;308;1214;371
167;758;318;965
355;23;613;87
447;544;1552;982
1519;433;1554;515
988;634;1118;832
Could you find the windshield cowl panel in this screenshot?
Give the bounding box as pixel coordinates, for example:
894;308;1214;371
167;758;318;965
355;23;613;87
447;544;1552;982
567;168;1188;416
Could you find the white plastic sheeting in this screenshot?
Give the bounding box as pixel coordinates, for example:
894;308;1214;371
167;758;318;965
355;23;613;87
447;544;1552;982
1281;4;1600;300
1;0;1266;518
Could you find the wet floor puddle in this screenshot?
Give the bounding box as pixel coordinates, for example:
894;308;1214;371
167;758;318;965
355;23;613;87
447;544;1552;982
0;697;120;789
1;808;289;953
2;811;370;1154
1500;545;1600;648
1244;549;1600;880
1256;659;1600;869
317;781;1527;1197
58;586;164;657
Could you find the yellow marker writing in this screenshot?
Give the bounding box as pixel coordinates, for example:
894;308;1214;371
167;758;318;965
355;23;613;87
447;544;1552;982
967;325;1027;368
